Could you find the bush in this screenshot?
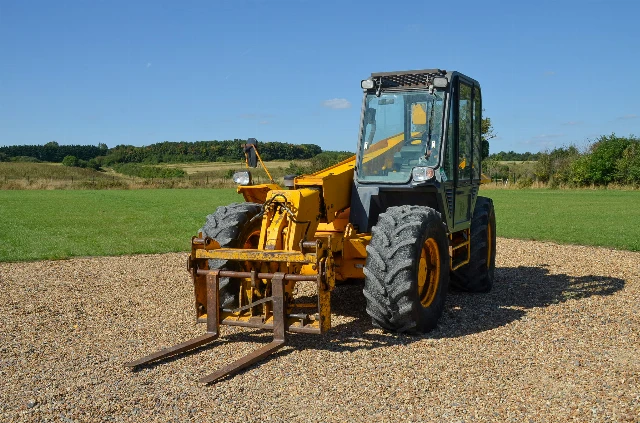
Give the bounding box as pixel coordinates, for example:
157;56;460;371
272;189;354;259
570;155;591;186
615;142;640;186
86;159;101;170
516;177;533;189
584;134;633;185
62;155;79;167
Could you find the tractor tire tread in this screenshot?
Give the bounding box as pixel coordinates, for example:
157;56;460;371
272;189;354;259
199;202;262;308
363;205;449;334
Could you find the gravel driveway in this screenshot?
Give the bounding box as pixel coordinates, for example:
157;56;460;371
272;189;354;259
1;238;638;422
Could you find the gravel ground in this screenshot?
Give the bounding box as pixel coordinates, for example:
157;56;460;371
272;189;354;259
1;238;638;422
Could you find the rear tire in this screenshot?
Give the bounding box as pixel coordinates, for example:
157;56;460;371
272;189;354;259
363;206;449;334
451;196;496;292
199;202;262;309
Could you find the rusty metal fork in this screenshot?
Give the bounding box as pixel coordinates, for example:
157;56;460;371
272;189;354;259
197;272;286;384
125;271;287;384
124;270;222;369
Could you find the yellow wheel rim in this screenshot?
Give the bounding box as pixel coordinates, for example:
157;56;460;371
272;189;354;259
486;220;492;269
417;238;440;307
243;229;261;250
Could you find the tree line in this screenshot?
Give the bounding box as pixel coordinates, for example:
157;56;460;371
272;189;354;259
0;139;323;165
0;141;108;163
4;133;638;187
487;151;541;162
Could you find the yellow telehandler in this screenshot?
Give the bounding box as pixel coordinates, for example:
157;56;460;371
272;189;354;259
126;69;496;383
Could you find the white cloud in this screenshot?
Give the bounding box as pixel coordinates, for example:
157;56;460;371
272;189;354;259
618;114;638;120
562;121;582;126
259;120;269;125
322;98;351;109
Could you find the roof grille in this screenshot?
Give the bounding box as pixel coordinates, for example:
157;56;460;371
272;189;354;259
371;69;446;88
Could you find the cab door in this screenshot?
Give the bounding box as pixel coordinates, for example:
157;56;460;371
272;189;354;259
450;76;482;231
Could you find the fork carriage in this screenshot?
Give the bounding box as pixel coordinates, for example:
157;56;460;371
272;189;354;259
125;236;334;383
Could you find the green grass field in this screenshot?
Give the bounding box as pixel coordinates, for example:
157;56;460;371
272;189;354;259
481;188;640;251
0;189;242;262
1;188;638;262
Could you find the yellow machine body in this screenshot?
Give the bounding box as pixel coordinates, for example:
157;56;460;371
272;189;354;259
189;155;366;337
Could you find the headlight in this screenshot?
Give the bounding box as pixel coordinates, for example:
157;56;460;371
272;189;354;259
361;79;374;89
432;77;448;88
232;171;252;186
412;167;435;182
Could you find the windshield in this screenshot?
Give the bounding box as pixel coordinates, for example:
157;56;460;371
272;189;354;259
357;90;445;183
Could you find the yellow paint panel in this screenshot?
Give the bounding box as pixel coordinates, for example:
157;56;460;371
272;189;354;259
295;161;354;223
412;103;426;125
343;236;370;259
362;133;404;162
264;189;322;250
195;248;313;263
238;183;280;204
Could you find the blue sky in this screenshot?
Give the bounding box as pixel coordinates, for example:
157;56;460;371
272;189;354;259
1;0;638;154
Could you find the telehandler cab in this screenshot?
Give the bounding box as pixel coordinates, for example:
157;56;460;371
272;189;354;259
126;69;497;383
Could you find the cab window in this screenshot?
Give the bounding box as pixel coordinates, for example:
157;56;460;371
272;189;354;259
458;82;473;181
473;85;482;179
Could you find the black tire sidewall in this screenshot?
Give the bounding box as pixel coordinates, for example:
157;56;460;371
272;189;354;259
363;205;450;334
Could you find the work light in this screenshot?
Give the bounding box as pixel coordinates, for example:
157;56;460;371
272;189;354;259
232;171;252;186
412;167;435;182
361;79;375;89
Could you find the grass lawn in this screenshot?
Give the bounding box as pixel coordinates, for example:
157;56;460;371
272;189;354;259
481;188;640;251
1;188;639;262
0;189;242;262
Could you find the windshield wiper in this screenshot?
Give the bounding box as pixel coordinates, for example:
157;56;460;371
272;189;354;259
425;96;437;158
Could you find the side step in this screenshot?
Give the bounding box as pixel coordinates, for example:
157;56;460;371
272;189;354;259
449;228;471;271
124;271;288;384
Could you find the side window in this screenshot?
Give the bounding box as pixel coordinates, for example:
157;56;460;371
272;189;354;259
473;86;482;179
458;82;472;181
444;98;454;178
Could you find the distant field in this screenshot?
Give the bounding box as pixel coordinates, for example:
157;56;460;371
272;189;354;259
161;160;303;174
481;188;640;251
0;189;242;262
1;187;639;262
0;161;109;180
0;161;289;189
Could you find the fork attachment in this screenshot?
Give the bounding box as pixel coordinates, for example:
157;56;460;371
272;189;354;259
125;270;291;384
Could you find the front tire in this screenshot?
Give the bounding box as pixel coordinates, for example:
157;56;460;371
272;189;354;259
363;206;449;334
199;202;262;309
